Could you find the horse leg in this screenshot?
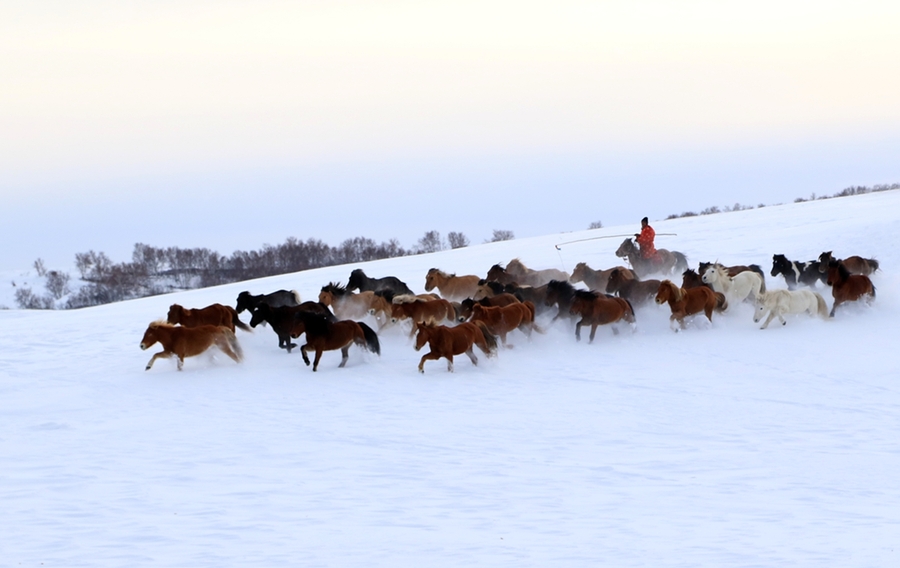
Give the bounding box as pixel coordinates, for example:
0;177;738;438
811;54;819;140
760;309;777;329
338;345;351;368
575;320;583;341
588;324;598;343
300;344;311;366
313;349;324;371
446;354;454;372
145;350;172;371
465;348;478;366
418;350;442;373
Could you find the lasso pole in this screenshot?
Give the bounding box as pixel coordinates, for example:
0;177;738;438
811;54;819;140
554;233;677;251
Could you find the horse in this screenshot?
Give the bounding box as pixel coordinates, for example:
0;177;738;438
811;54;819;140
424;268;482;302
390;297;457;333
413;321;498;373
701;264;764;306
681;269;728;312
167;303;250;333
319;283;392;328
753;289;829;329
235;290;301;314
615;238;689;278
568;290;635;342
655;280;718;331
570;262;636;291
605;268;661;307
469;301;539;347
485;264;520;286
505;258;569;287
824;260;876;317
472;279;508;300
501;283;550;314
249;302;336;352
347;268;415;296
291;311;380;371
140;321;242;371
544;280;580;322
457;294;521;322
698;262;766;292
817;251;879;276
770;254;827;289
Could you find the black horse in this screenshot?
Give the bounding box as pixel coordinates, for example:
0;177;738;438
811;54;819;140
770;254;827;289
544;280;580;322
249;302;335;353
347;269;414;296
235;290;301;314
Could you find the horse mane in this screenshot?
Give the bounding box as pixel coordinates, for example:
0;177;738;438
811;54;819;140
830;259;851;280
682;268;698;277
573;289;599;301
149;319;173;328
507;258;527;270
428;268;453;278
321;282;349;296
392;294;420;304
547;279;576;295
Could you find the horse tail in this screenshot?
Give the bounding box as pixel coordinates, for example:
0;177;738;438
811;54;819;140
291;290;302;303
232;308;252;332
473;321;499;356
814;292;829;319
523;300;536;322
869;258;880;272
749;265;767;294
223;328;243;362
357;322;381;356
715;292;728;313
674;252;689;274
623;298;636;323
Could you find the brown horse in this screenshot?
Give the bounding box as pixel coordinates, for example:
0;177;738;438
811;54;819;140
605;268;661;307
469;301;539;347
824;260;876;317
248;302;336;352
167;303;250;333
414;321;499;373
681;269;728;312
570;262;636;291
319;283;392;328
390;297;457;333
140;322;242;371
292;311;380;371
818;251;879;276
615;238;689;278
568;290;635;342
655;280;718;331
504;258;569;287
457;293;522;321
472;279;508;300
424;268;482;302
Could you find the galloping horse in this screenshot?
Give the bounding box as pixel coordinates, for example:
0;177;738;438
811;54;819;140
503;258;569;287
140;321;242;371
754;289;829;329
319;283;392;328
570;262;636;291
698;261;766;284
544;280;580;322
235;290;301;314
167;303;250;333
770;254;827;289
605;268;661;307
568;290;635;342
472;279;508;300
347;269;414;296
469;301;539;347
615;238;689;278
681;269;728;312
291;311;380;371
457;294;521;321
424;268;482;302
817;251;879;276
701;264;764;306
390;297;457;332
414;321;498;373
249;302;336;352
655;280;718;331
824;260;876;317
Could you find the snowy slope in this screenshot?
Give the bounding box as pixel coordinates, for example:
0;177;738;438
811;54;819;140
2;191;899;567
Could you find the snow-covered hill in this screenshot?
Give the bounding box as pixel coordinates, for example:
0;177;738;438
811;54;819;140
2;191;899;567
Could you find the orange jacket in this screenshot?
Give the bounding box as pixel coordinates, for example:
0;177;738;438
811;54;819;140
636;225;657;259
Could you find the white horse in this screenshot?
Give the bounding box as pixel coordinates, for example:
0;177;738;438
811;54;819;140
701;264;764;307
753;289;829;329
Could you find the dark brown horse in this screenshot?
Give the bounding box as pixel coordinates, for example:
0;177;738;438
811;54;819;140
235;290;301;314
818;251;879;276
470;301;539;347
570;262;636;291
824;260;876;317
347;269;414;296
681;269;727;312
248;302;335;352
167;303;250;333
544;280;580;322
291;311;380;372
605;268;661;307
457;294;521;321
413;321;499;373
655;280;718;331
568;290;635;342
140;322;242;371
615;238;689;278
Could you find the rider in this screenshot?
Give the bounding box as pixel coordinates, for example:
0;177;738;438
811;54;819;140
635;217;660;263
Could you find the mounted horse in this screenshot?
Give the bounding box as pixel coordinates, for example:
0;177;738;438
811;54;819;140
167;303;250;333
140;321;242;371
753;289;829;329
770;254;827;289
570;262;636;292
424;268;482;302
605;268;660;307
615;238;688;278
824;259;876;317
568;290;635;342
249;302;336;352
235;290;301;314
413;321;498;373
291;311;380;372
817;251;879;276
347;268;414;296
655;280;719;331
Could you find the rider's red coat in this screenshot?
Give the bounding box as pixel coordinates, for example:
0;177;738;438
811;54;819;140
636;225;658;260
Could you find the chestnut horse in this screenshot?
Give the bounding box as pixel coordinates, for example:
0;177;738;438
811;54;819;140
424;268;482;302
414;321;499;373
824;260;876;317
291;311;380;372
655;280;718;331
457;294;521;321
249;302;335;352
570;262;636;291
568;290;635;342
615;238;689;278
140;321;242;371
167;303;250;333
390;297;457;333
469;301;539;347
817;251;879;276
681;269;728;312
605;268;661;307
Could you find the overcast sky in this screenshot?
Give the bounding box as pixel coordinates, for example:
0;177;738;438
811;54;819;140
2;1;899;271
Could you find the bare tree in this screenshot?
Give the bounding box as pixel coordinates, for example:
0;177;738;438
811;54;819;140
447;231;470;249
415;230;445;253
45;271;71;300
33;258;47;277
489;229;515;242
588;221;603;229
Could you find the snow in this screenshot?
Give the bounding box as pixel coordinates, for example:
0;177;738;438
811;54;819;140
2;191;899;566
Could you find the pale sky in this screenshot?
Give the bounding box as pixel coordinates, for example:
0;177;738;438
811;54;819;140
2;1;899;270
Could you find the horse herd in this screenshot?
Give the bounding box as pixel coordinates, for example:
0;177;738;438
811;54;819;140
139;240;879;374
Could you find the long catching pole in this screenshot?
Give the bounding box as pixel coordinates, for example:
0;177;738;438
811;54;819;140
554;233;677;251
